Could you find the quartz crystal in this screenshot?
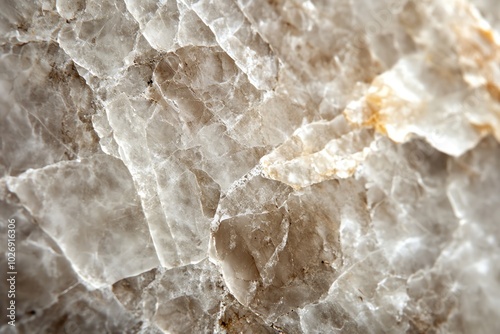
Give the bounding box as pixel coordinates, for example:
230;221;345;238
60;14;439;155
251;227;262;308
1;0;500;333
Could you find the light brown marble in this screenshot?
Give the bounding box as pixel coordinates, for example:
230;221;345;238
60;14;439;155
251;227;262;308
1;0;500;333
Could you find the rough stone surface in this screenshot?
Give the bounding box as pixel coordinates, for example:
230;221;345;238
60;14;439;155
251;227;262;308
1;0;500;333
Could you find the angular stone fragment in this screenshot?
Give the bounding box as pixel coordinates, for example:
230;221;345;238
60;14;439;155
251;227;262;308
344;54;500;157
0;42;100;176
112;259;272;334
58;0;139;77
0;192;77;321
15;285;146;334
181;0;279;90
212;179;369;322
261;115;375;188
6;155;159;287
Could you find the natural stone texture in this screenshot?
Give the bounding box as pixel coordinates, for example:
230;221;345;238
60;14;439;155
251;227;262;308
1;0;500;333
0;41;99;176
6;155;159;287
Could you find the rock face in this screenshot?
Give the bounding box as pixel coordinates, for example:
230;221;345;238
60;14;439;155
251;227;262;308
1;0;500;333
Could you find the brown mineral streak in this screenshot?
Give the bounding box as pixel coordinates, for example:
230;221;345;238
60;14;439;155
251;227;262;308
360;92;390;136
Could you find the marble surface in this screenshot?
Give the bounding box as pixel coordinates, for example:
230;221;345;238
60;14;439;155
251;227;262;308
1;0;500;333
